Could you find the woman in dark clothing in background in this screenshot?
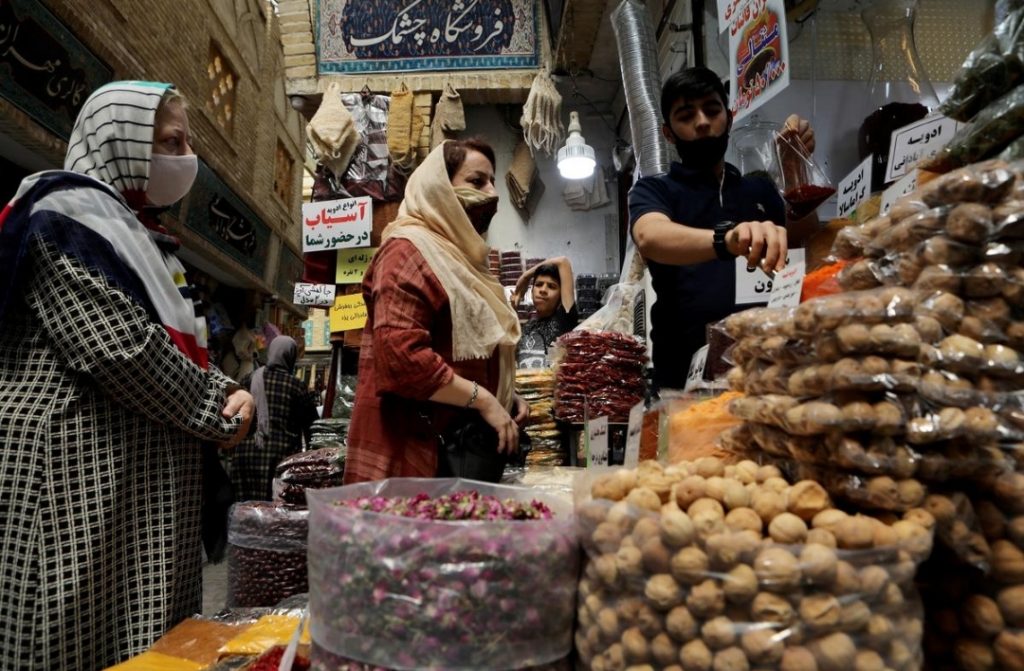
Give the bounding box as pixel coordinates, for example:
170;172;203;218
233;336;319;500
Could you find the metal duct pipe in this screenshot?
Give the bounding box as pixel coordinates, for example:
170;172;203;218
612;0;672;178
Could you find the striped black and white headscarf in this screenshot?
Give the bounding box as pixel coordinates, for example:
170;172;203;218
64;80;173;202
0;81;210;368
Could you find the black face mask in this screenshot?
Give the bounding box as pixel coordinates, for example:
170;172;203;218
464;198;498;235
674;132;730;171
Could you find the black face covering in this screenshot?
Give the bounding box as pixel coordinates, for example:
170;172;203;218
465;198;498;235
674;132;730;171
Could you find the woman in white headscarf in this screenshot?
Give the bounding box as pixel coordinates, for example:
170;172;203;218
0;81;253;669
345;138;529;484
233;335;318;500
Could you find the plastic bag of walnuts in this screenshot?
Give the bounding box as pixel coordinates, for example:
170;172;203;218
226;501;310;608
577;458;933;671
919;487;1024;670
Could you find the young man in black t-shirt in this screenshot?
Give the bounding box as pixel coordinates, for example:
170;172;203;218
629;66;818;390
513;257;579;369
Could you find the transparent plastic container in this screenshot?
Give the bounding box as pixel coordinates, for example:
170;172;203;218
857;0;940;191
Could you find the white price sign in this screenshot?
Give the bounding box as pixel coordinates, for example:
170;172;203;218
684;345;710;393
735;248;805;305
836;157;873;219
624;401;645;468
301;196;373;252
293;283;337;306
880;170;920;216
767;261;805;308
885;115;960;183
586;416;610;468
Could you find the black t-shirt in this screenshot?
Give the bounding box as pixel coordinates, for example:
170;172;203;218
516;303;580;369
628;161;785;389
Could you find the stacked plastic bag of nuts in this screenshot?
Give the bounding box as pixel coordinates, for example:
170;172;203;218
577;457;934;671
722;159;1024;670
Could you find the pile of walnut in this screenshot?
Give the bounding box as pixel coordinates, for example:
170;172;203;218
919;479;1024;670
723;286;1019;518
723;159;1024;671
578;458;933;671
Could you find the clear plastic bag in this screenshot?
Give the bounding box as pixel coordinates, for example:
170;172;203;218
775;130;837;220
226;502;309;608
272;448;346;505
940;7;1024;122
577;458;932;671
306;479;579;670
574;282;645;336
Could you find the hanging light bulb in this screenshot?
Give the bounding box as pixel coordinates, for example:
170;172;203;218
557;111;596;180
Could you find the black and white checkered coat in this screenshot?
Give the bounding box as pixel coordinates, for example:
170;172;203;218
0;240;241;668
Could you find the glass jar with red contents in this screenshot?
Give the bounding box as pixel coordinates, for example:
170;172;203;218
857;0;939;191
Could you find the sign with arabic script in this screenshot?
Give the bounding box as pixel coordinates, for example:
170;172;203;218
735;248;805;305
885;114;960;183
729;0;789;123
880;170;920;216
836;157;873;219
316;0;538;74
302;197;373;253
294;283;337;306
329;292;368;332
335;247;377;284
0;0;112;139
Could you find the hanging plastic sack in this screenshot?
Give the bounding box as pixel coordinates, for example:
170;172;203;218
940;7;1024;122
775;129;837;220
925;83;1024;172
306;479;578;670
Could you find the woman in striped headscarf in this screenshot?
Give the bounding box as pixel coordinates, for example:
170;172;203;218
0;82;254;669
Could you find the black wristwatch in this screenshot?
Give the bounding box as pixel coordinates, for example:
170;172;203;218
713;220;737;261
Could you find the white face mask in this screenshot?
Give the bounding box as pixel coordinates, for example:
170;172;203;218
147;153;198;207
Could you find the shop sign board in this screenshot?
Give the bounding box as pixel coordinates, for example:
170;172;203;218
315;0;539;74
836;157;873;219
729;0;789;122
885;114;960;183
586;415;610;468
187;161;271;278
302;197;372;253
0;0;113;139
880;170;920;216
767;261;805;308
293;283;336;306
329;293;368;332
335;247;378;284
735;248;805;305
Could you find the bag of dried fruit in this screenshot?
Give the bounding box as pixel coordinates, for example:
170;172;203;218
306;479;579;670
226;502;309;609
